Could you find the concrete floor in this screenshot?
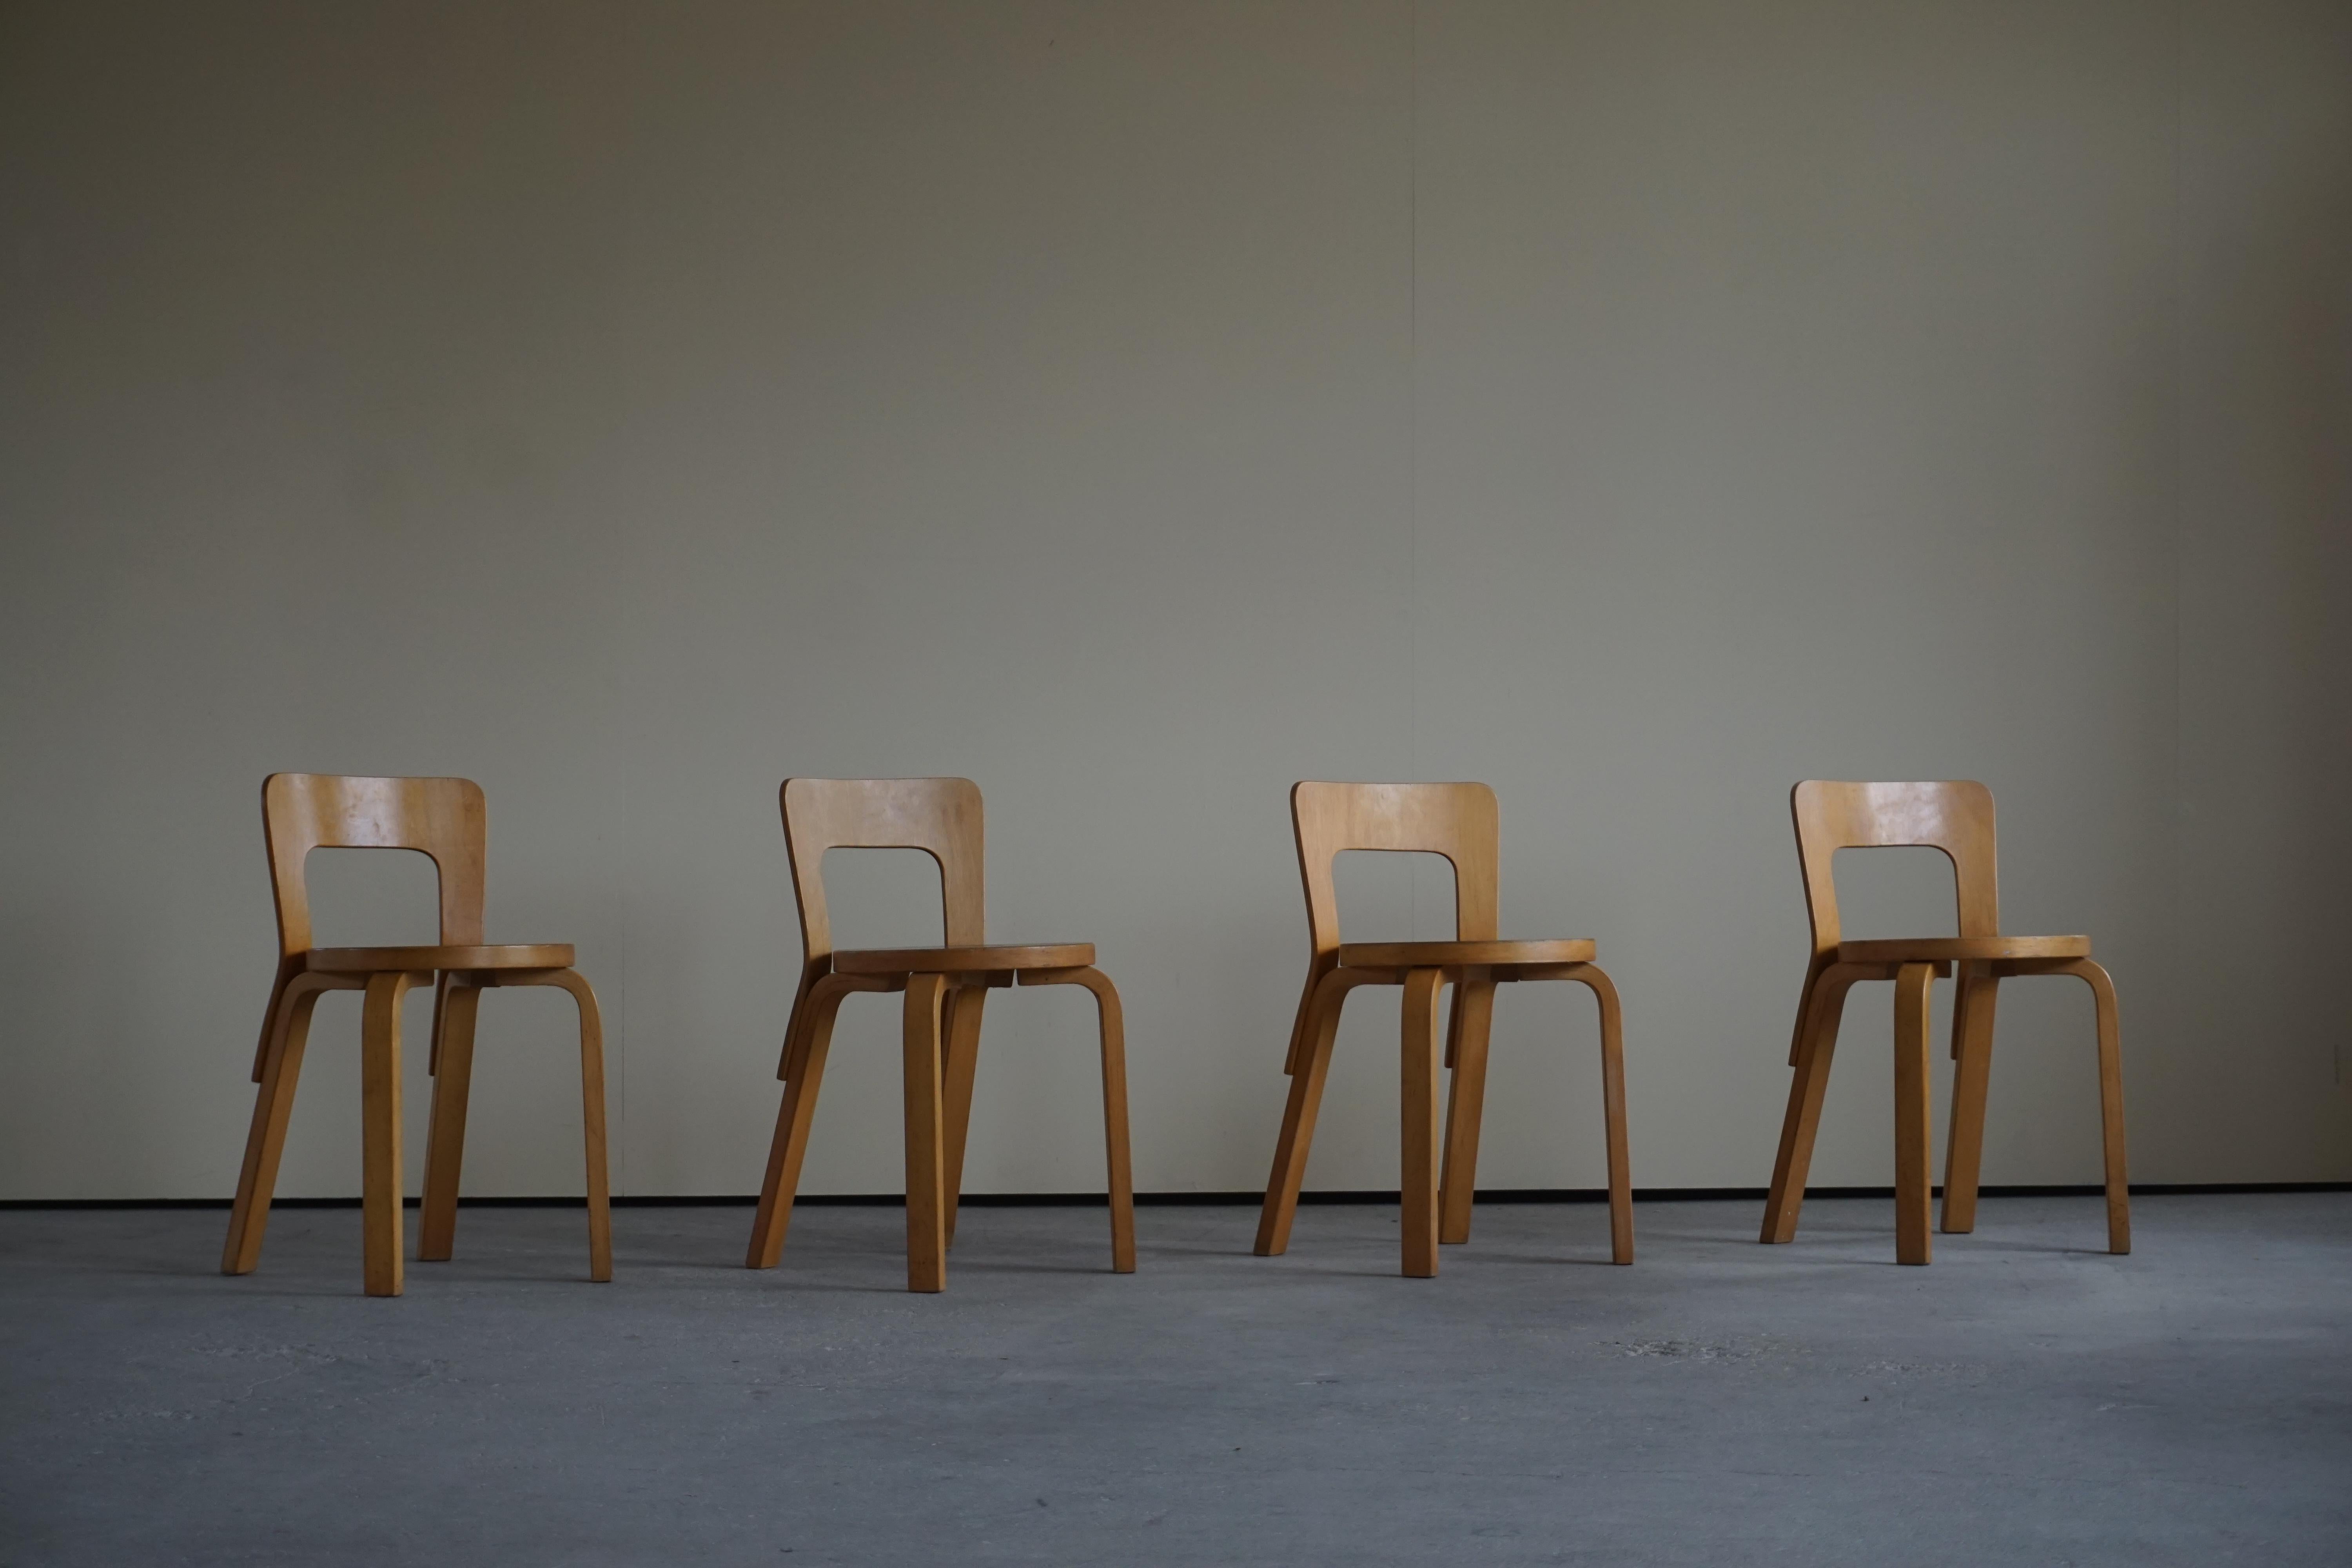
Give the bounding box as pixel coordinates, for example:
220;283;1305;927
1;1194;2346;1566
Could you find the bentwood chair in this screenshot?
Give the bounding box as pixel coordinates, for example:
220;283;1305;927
222;774;611;1297
1255;782;1633;1278
745;778;1136;1292
1761;780;2129;1264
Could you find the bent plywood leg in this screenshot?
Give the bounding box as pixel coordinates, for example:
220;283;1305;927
1401;967;1444;1279
1437;976;1496;1246
940;985;987;1249
1066;967;1136;1273
747;982;856;1269
360;972;421;1298
1256;975;1347;1257
1893;962;1935;1266
902;974;951;1293
1012;965;1139;1273
1083;971;1137;1273
549;970;614;1282
1762;970;1855;1244
2071;960;2131;1254
1940;970;1999;1234
1570;964;1636;1266
417;982;483;1263
223;979;330;1275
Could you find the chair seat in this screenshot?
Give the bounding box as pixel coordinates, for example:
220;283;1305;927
1837;936;2089;964
1338;939;1596;970
307;944;576;973
831;944;1094;975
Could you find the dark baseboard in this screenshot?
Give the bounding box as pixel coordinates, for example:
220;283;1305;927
4;1181;2345;1211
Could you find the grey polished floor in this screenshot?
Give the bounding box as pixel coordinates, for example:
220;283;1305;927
2;1193;2347;1566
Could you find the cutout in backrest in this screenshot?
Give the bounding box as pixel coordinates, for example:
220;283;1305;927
1331;849;1461;944
1828;846;1960;942
817;846;951;951
300;846;445;949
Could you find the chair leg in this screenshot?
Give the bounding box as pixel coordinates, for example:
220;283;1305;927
1075;968;1137;1274
1761;970;1855;1244
1893;962;1935;1266
1401;967;1444;1279
902;974;951;1293
417;982;482;1263
746;984;853;1269
1940;970;2000;1234
552;971;614;1283
940;985;987;1249
360;972;420;1298
1437;977;1496;1246
1255;977;1346;1256
222;984;325;1275
1573;964;1637;1266
2074;960;2131;1255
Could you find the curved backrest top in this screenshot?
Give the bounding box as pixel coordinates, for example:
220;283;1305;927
260;773;487;954
1790;779;1999;954
780;777;985;962
1291;781;1500;956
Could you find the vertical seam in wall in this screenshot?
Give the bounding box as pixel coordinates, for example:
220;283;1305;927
2172;0;2200;1087
1407;0;1422;935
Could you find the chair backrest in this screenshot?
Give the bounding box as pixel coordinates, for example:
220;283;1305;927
780;778;987;973
1284;781;1501;1071
1291;781;1501;956
261;773;488;955
1789;779;2000;958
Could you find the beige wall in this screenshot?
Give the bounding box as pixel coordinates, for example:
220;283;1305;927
2;1;2345;1200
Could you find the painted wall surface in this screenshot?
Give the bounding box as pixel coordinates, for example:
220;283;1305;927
2;2;2345;1200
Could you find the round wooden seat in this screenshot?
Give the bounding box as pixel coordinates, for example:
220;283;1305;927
830;943;1094;975
1837;936;2089;964
1337;938;1596;970
306;944;576;973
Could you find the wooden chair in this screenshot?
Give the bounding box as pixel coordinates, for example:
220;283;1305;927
1761;780;2129;1264
744;777;1136;1292
1255;782;1633;1278
221;774;611;1297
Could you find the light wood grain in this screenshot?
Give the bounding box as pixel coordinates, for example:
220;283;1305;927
748;779;1138;1290
221;971;353;1274
1021;965;1138;1273
940;984;987;1248
1892;961;1934;1266
1762;780;2131;1259
1400;967;1445;1278
1436;975;1497;1245
309;944;574;972
360;970;424;1297
833;943;1093;975
1339;939;1595;970
903;973;951;1294
223;774;612;1294
1258;782;1635;1275
417;982;482;1262
1939;969;1999;1234
1837;936;2087;964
